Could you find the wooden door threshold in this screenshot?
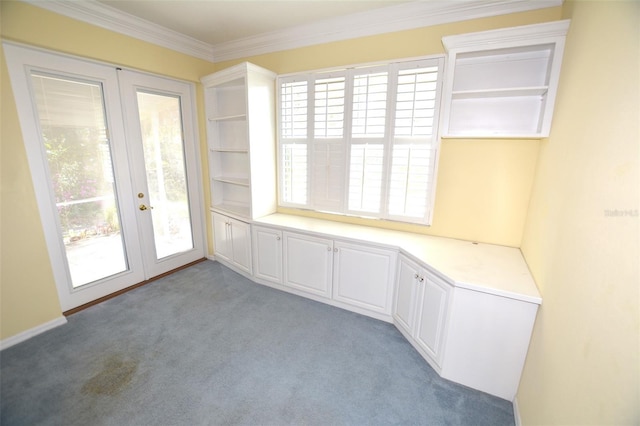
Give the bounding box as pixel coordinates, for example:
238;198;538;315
63;258;208;316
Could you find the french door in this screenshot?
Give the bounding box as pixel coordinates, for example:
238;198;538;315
4;43;204;311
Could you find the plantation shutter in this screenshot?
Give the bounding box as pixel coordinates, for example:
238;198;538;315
388;59;444;221
279;78;309;205
311;74;346;212
348;68;388;214
277;56;445;225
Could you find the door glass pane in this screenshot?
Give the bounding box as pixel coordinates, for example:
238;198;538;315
136;91;194;259
31;73;128;288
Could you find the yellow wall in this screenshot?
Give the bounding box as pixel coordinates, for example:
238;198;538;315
518;1;639;424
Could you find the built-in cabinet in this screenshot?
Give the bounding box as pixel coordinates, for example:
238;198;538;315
211;212;252;275
251;226;282;285
252;227;397;320
392;252;539;400
247;214;541;401
440;20;570;138
332;241;397;316
283;232;334;298
201;62;277;219
393;254;451;367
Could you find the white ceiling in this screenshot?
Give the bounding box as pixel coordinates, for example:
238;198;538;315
97;0;410;45
29;0;563;62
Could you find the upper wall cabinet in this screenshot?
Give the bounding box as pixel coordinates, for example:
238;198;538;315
202;62;277;219
440;20;570;138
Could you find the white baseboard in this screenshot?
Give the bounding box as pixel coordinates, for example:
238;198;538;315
513;396;522;426
0;316;67;351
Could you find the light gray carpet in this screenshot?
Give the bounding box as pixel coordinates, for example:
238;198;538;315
1;260;514;425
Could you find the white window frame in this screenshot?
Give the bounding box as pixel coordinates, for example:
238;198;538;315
277;55;445;225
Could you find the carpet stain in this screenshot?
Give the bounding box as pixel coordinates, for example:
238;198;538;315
82;355;138;396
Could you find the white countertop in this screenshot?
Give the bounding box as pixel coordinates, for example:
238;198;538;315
254;213;541;305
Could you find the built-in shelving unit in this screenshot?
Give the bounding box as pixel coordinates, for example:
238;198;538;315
201;62;277;219
440;20;570;138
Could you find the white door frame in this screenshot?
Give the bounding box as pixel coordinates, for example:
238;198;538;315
3;42;205;311
118;69;205;279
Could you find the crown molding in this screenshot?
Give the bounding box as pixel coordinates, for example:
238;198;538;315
23;0;563;64
22;0;215;61
442;18;570;51
212;0;563;62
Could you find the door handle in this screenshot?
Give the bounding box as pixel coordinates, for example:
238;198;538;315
139;204;148;211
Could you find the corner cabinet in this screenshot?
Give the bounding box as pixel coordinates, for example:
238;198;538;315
393;251;539;400
201;62;277;219
440;20;570;138
393;255;451;367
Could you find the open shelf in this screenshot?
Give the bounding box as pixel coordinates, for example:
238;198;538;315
207;119;248;151
451;86;548;99
208;113;247;122
212;176;250;186
440;20;570;138
202;62;277;220
211;201;251;218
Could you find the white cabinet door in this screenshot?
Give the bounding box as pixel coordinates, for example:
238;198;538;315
229;217;252;275
333;241;396;315
212;212;232;262
393;255;421;335
392;254;452;367
414;271;451;364
283;232;333;298
252;226;282;284
212;212;252;275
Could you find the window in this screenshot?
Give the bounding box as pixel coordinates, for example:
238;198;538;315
277;57;444;225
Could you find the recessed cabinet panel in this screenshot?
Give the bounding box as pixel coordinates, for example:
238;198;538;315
415;273;451;362
393;254;452;368
231;219;252;274
283;232;333;298
393;255;421;334
212;212;232;262
211;212;252;275
333;241;396;314
252;226;283;284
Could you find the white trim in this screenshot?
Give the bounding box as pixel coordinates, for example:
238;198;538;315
22;0;562;63
513;396;522;426
201;62;276;87
22;0;214;61
213;0;563;62
0;317;67;351
277;56;445;226
442;18;571;51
